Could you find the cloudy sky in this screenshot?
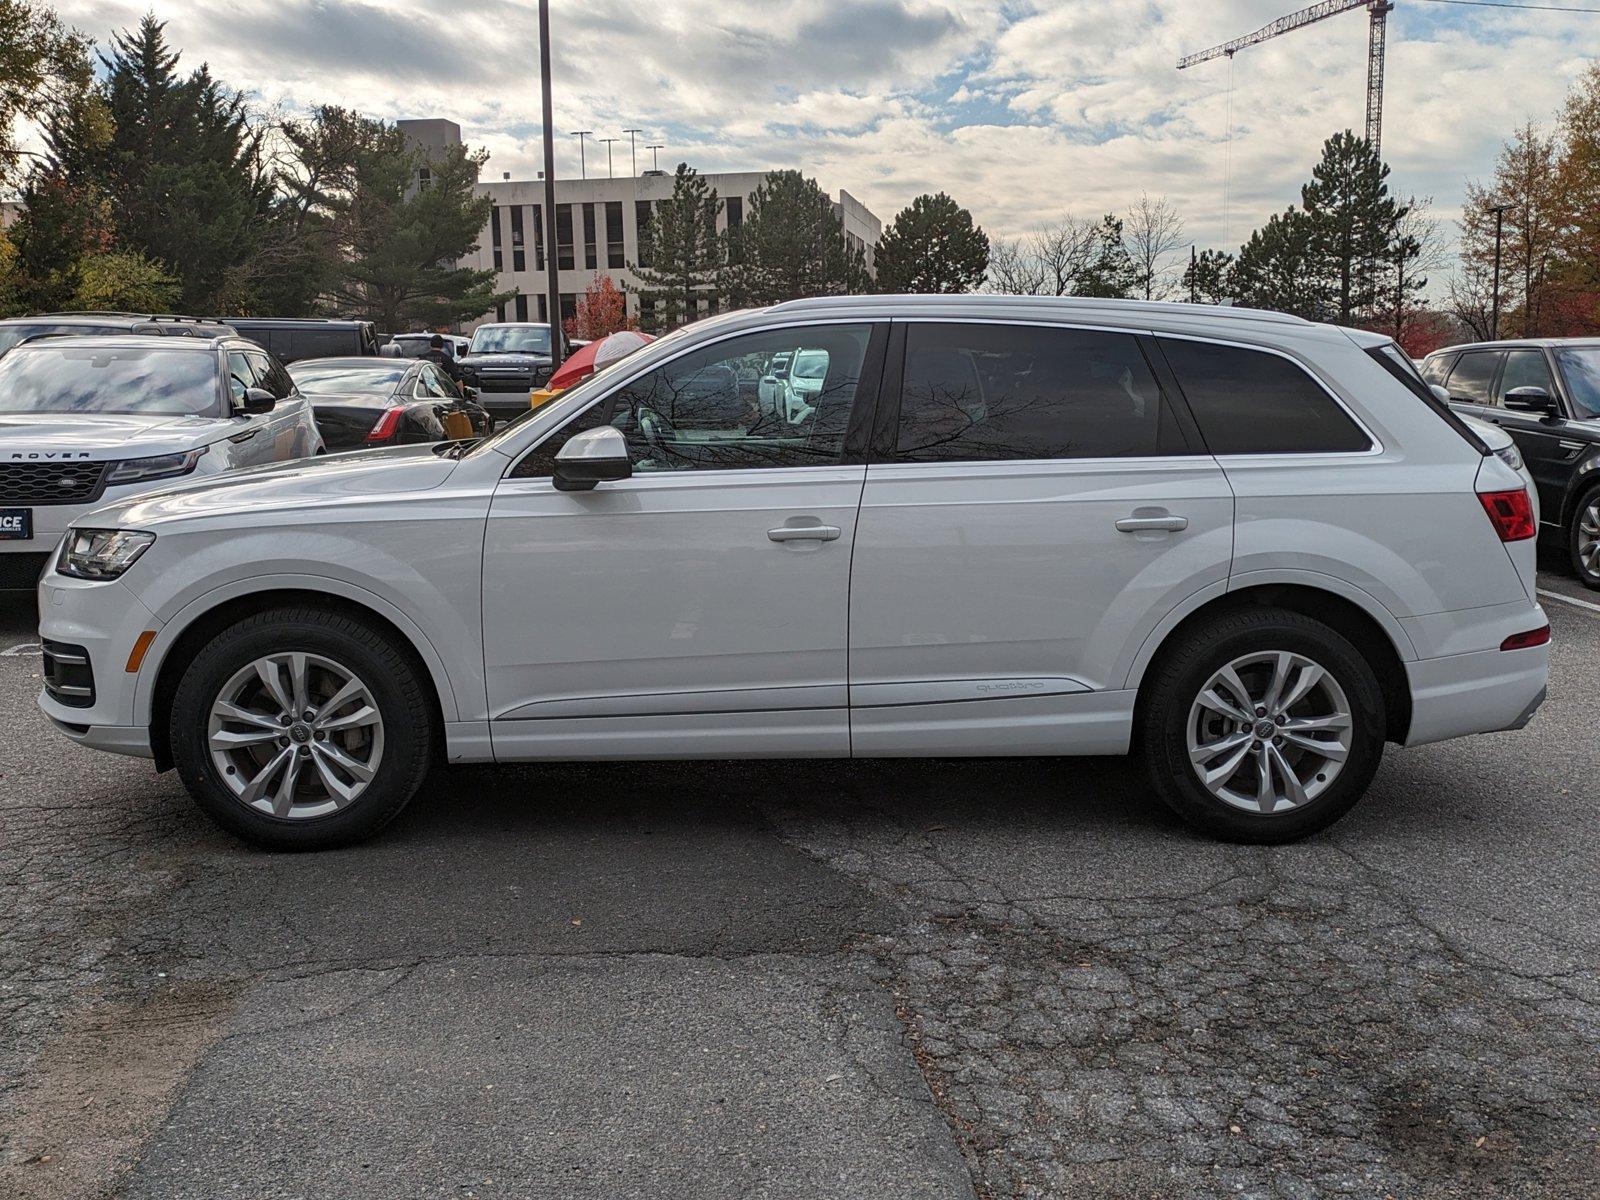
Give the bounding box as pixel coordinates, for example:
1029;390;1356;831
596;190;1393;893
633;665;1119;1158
49;0;1600;259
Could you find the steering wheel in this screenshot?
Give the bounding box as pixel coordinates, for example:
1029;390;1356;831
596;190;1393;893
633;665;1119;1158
637;404;674;455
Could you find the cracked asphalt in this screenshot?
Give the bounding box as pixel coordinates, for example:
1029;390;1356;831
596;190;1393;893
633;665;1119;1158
2;563;1598;1200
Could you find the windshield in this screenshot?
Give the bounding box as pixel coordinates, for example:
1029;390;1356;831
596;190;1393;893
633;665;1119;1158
1555;346;1600;419
0;344;220;417
470;325;551;355
290;360;408;395
793;350;829;380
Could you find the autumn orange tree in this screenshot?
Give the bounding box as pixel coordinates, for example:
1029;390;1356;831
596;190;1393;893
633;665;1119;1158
563;274;638;340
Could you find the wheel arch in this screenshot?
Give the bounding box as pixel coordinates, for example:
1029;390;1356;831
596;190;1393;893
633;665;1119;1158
1559;455;1600;529
1130;582;1414;745
144;584;452;772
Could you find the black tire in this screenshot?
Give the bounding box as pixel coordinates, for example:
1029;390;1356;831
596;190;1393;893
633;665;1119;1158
1138;607;1386;843
170;606;434;850
1566;483;1600;591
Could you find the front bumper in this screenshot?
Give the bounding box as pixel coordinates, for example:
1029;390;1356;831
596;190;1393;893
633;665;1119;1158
35;571;164;760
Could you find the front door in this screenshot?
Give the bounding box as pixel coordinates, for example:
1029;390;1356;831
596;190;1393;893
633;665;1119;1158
482;322;884;760
848;321;1234;756
1495;347;1582;520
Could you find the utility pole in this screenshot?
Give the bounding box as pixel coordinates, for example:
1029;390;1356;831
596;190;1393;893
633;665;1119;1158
647;143;664;172
598;137;619;179
540;0;563;369
569;130;592;179
622;128;643;176
1489;201;1514;340
1189;245;1198;303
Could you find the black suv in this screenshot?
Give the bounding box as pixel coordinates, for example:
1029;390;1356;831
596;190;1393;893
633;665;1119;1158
1423;338;1600;588
0;312;235;358
216;318;380;364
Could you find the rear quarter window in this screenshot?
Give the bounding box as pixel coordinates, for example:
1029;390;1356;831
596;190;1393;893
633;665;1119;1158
1156;337;1372;455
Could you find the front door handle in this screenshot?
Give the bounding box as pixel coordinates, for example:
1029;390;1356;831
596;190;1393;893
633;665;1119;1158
768;524;841;543
1116;514;1188;533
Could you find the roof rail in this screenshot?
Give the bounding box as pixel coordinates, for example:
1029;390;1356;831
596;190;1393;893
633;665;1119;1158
41;311;219;323
765;294;1314;327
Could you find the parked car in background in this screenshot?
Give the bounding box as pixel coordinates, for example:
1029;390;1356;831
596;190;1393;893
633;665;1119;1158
0;333;321;589
35;296;1547;850
384;333;471;359
459;323;556;419
1422;338;1600;589
288;357;491;450
0;312;235;358
218;318;380;364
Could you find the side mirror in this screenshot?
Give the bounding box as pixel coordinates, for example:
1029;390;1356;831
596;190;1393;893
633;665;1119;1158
1503;386;1557;417
240;387;276;415
553;425;632;492
1430;383;1452;405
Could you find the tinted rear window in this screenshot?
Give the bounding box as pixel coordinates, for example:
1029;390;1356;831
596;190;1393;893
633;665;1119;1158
1157;338;1371;455
894;323;1190;463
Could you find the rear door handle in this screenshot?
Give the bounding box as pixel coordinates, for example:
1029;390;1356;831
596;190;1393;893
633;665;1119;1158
1116;515;1188;533
768;524;841;543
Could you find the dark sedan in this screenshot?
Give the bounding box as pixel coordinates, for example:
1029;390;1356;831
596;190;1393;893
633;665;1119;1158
287;358;491;451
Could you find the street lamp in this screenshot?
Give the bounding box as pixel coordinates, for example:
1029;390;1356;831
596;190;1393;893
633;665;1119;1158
646;143;664;173
539;1;563;370
622;128;643;176
598;137;619;179
569;130;593;179
1488;201;1514;340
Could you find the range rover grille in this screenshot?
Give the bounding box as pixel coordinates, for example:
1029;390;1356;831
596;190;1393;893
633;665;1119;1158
0;461;112;505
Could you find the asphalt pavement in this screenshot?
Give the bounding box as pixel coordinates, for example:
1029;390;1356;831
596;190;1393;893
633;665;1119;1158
1;561;1597;1200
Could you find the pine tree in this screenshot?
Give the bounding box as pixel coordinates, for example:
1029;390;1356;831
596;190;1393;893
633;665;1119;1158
1231;208;1327;318
94;17;271;312
1073;214;1138;298
0;0;93;194
726;170;869;306
629;163;724;332
873;192;988;293
1181;249;1234;304
1299;131;1405;325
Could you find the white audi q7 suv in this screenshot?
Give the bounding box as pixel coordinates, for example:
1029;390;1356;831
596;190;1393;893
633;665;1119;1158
2;334;322;589
35;297;1549;849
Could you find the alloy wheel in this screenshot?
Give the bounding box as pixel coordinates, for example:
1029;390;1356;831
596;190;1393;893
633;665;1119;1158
1186;650;1353;815
207;652;385;820
1577;499;1600;580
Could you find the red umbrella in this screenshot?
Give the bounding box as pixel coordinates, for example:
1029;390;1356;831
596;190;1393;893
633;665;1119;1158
548;330;653;391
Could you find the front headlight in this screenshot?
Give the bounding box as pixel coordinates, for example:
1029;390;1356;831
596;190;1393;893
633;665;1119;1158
105;447;208;486
56;529;156;580
1495;443;1525;473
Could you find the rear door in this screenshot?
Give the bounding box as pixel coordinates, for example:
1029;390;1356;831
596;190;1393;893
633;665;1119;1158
847;320;1234;756
1442;349;1504;424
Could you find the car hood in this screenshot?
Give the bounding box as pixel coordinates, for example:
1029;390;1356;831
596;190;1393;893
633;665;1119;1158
87;443;460;529
0;412;230;460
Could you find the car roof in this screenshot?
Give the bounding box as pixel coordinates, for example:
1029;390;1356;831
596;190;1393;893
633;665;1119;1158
290;356;409;368
1427;338;1600;355
8;333;234;351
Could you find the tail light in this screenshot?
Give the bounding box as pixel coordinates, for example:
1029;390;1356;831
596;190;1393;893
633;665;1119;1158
366;407;405;443
1478;488;1536;542
1501;625;1550;651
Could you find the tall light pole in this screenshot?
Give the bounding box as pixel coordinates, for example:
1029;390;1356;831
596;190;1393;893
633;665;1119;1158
646;143;664;172
569;129;593;179
622;128;643;176
1489;201;1514;340
598;137;619;179
540;0;563;369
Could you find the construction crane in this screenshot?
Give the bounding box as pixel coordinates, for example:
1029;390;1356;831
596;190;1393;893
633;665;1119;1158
1179;0;1395;155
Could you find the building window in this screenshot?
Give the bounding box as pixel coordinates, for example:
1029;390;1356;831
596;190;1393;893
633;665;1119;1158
606;201;625;269
582;203;598;270
536;293;548;322
556;205;574;270
635;200;654;268
510;205;525;272
726;196;742;229
491;206;502;271
496;300;507;322
515;293;529;321
560;292;578;323
531;204;544;271
418;166;432;191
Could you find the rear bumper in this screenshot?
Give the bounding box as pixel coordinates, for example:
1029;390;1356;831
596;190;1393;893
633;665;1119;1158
1403;642;1549;747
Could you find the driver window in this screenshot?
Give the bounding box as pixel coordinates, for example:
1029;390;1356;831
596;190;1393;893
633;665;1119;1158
611;324;873;472
1500;350;1556;402
226;351;257;406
